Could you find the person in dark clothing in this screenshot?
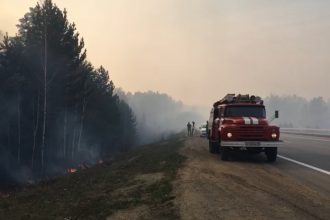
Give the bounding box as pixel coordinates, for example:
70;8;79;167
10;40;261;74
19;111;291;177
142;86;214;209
191;121;195;136
187;122;192;136
206;120;209;138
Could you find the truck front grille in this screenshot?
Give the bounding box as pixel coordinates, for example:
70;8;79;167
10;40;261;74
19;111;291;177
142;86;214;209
236;126;266;140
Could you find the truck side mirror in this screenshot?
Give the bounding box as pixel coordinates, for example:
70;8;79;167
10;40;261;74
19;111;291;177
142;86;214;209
275;110;279;118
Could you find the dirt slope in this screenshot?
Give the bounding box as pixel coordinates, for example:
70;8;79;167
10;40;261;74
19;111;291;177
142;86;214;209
174;137;330;220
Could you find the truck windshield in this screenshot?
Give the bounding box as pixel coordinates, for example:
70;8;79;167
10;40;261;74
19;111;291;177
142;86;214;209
225;106;266;118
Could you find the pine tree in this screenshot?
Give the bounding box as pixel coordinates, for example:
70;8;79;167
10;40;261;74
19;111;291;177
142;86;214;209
0;0;136;181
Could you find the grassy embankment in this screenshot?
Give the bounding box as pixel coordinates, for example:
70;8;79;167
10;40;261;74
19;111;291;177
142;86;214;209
0;136;185;220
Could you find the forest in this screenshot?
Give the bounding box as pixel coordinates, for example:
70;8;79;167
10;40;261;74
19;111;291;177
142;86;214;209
0;0;136;184
265;95;330;129
116;89;203;145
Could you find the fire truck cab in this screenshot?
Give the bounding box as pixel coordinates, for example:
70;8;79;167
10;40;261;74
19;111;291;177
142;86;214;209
207;94;282;161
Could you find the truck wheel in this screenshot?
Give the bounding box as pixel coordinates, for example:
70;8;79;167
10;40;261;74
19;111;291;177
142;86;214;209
211;140;219;154
265;147;277;162
209;140;214;154
220;147;229;161
214;137;220;154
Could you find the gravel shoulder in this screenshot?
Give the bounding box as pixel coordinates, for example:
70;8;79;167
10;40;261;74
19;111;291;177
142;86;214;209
174;137;330;220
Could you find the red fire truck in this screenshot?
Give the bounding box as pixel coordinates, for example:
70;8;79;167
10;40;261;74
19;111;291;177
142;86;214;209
207;94;282;161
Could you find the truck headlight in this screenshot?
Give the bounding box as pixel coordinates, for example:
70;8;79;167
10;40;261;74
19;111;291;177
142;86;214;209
271;133;277;139
227;132;232;138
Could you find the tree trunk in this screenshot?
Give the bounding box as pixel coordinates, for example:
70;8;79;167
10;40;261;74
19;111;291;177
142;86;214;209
77;97;87;151
70;105;77;162
71;126;77;162
32;91;40;169
41;26;47;171
63;107;67;158
41;76;47;170
17;91;21;164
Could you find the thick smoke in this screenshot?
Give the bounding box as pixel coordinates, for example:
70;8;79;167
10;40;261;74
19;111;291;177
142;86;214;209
116;89;204;144
264;95;330;129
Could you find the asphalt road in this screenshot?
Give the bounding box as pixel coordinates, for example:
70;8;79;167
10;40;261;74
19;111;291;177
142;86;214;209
279;133;330;170
277;133;330;198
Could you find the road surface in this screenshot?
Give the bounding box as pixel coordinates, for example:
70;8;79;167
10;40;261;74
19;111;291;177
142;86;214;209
277;133;330;198
280;133;330;170
174;136;330;220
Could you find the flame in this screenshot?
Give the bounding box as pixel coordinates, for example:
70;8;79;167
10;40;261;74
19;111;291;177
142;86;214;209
0;192;9;198
67;168;77;173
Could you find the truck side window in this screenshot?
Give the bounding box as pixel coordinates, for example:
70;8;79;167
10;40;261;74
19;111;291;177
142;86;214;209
220;107;224;117
214;108;219;119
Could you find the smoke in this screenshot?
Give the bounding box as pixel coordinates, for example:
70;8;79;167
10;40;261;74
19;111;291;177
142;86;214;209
0;107;103;186
265;94;330;129
116;89;204;144
173;93;330;130
0;147;34;185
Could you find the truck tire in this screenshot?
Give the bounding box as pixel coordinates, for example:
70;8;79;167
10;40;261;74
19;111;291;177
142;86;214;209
214;142;220;154
265;147;277;162
209;140;215;154
216;140;221;154
220;147;229;161
209;140;219;154
214;136;220;154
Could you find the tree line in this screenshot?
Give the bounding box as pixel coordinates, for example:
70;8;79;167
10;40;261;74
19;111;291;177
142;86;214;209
265;95;330;129
0;0;136;183
116;89;203;144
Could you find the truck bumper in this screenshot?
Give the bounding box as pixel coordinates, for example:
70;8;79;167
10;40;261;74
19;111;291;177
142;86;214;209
220;140;284;148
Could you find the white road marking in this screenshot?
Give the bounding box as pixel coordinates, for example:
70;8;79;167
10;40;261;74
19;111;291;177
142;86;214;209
278;155;330;176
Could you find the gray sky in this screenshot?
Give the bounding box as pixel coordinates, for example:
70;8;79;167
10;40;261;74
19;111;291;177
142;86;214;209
1;0;330;106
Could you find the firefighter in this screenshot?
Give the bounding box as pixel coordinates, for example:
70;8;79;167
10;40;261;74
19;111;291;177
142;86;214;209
187;122;192;136
206;120;209;138
192;121;195;136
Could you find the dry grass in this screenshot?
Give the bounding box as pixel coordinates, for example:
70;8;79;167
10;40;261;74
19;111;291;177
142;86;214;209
0;136;185;220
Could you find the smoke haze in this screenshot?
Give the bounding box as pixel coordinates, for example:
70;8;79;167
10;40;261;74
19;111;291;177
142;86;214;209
265;95;330;129
1;0;330;185
1;0;330;106
116;89;204;144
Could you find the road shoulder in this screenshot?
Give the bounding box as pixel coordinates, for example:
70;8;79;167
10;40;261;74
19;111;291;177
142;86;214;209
174;137;330;220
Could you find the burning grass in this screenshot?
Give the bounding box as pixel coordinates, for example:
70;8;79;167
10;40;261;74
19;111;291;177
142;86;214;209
0;136;185;220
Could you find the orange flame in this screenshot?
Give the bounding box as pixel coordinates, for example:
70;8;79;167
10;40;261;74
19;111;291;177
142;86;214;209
67;168;77;173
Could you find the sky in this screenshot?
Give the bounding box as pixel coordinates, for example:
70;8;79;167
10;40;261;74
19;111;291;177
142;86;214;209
1;0;330;107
